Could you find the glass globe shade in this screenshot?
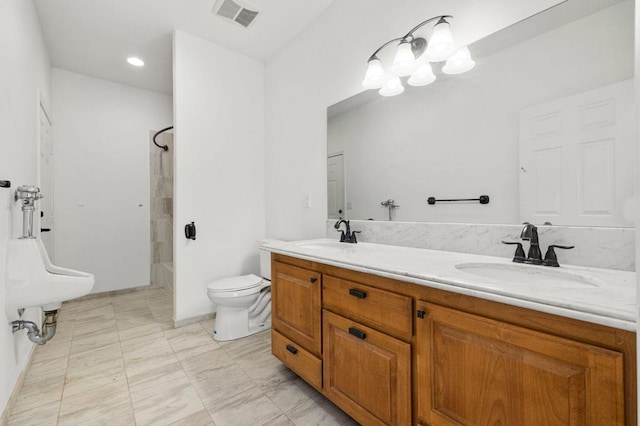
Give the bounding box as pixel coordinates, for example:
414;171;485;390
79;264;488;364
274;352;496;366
425;20;456;62
408;63;436;87
379;76;404;97
361;58;387;89
390;41;418;77
442;46;476;74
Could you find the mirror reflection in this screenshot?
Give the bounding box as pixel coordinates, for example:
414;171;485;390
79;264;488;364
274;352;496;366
327;0;634;227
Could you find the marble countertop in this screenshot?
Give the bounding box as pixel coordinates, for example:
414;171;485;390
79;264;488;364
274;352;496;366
262;239;637;331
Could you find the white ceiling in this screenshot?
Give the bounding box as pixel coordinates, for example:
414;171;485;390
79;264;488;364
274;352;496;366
34;0;338;94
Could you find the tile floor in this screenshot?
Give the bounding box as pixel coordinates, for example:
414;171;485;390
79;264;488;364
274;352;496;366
7;288;357;426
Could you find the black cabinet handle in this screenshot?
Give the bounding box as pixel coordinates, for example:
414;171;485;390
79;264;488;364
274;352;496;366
310;277;317;283
41;228;51;232
349;288;367;299
286;344;298;355
348;327;366;340
0;180;10;188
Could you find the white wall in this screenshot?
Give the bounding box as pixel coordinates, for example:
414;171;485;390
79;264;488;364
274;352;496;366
52;69;173;294
0;0;51;416
173;31;265;322
264;0;563;240
328;3;633;223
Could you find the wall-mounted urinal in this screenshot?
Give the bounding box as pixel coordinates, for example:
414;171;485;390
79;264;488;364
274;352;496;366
5;185;94;344
5;238;95;319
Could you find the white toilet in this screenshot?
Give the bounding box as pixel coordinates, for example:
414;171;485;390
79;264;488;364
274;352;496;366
207;244;272;341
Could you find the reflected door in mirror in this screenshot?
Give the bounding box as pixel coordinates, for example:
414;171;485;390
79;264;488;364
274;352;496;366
328;153;345;219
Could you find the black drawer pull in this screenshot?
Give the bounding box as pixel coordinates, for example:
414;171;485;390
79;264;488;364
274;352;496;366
286;344;298;355
310;277;317;283
349;288;367;299
348;327;366;340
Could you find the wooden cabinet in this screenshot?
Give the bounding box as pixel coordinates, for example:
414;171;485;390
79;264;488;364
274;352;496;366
271;261;322;356
271;254;636;426
323;310;411;426
416;301;625;425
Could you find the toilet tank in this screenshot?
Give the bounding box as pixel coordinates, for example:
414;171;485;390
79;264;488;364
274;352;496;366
259;239;280;281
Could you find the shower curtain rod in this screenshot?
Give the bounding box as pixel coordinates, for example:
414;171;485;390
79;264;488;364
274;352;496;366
153;126;173;151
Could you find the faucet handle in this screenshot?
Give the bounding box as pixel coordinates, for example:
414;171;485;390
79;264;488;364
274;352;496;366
336;230;346;242
501;241;526;263
543;245;575;267
351;231;361;244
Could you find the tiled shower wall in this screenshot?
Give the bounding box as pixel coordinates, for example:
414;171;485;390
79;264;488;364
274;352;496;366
150;131;173;292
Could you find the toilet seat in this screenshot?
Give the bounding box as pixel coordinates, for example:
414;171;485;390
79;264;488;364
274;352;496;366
207;274;263;293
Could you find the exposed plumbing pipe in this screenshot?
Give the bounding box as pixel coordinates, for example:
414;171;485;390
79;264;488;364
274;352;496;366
11;310;59;345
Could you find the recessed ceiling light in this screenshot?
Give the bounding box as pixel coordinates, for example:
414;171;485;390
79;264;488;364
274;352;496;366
127;57;144;67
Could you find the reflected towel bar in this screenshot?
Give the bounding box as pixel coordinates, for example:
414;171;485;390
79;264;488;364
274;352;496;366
427;195;490;205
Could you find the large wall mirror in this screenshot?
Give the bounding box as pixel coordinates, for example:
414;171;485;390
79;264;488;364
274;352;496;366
327;0;635;227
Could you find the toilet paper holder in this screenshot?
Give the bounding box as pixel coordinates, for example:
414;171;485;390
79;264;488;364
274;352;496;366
185;222;196;240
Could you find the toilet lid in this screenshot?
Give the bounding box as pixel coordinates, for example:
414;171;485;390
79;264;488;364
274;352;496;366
207;274;263;292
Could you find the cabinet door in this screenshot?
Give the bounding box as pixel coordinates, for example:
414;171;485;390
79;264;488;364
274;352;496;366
271;261;322;356
323;310;411;426
416;302;625;426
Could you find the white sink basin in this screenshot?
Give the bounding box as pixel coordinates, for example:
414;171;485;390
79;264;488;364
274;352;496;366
295;240;354;250
5;239;94;317
455;262;601;289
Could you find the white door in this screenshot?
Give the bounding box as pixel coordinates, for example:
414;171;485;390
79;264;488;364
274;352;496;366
39;101;55;260
327;153;345;219
519;80;635;227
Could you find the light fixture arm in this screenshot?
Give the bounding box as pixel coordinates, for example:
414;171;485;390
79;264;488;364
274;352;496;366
402;15;452;41
366;15;453;62
368;37;403;62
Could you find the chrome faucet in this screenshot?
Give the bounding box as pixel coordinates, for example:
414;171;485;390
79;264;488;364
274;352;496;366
15;185;43;239
380;199;400;221
334;219;360;243
520;223;542;264
503;222;575;267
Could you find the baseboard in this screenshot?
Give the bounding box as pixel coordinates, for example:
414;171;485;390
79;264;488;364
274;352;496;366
69;284;163;303
173;312;216;329
0;344;37;425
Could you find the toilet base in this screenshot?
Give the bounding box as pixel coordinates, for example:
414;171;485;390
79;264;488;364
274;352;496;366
212;304;272;341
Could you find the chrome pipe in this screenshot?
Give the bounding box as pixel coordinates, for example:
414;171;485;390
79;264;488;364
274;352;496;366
10;310;58;345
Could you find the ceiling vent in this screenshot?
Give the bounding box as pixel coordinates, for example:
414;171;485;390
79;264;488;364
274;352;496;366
212;0;260;29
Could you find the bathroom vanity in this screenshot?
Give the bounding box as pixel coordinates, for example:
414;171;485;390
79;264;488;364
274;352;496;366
265;240;636;426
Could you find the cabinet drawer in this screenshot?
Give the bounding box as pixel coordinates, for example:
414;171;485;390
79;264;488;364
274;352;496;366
323;275;412;340
272;330;322;391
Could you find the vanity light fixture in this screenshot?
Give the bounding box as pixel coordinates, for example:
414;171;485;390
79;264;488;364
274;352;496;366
361;15;475;97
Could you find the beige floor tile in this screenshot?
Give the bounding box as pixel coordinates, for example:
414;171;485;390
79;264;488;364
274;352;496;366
263;414;296;426
7;399;60;426
64;345;125;397
69;328;119;356
129;363;205;426
74;304;114;322
259;373;317;413
164;323;219;359
168;409;215;426
206;385;283;426
11;375;65;415
118;322;163;343
8;289;356;426
284;393;358;426
57;379;134;426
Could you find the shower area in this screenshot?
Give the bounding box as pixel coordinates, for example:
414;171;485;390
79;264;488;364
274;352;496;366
150;127;174;294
